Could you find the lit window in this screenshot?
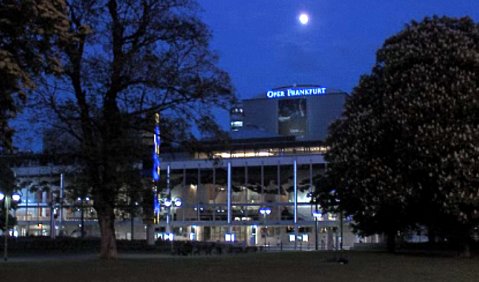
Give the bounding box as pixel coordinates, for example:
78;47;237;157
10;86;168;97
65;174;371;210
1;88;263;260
231;121;243;127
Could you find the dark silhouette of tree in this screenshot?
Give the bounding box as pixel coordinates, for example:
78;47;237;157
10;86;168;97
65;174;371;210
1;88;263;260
0;159;17;231
31;0;235;259
0;0;69;151
322;16;479;255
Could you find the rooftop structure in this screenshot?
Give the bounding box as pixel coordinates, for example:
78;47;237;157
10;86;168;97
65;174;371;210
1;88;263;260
230;84;347;141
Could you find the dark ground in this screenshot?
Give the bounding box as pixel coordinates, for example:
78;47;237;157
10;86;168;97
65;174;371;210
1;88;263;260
0;251;478;282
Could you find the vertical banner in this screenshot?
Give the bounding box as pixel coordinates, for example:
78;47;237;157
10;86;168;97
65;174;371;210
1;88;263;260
153;113;161;217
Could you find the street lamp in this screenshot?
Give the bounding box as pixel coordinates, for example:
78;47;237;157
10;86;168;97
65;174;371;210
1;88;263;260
161;197;182;240
312;209;322;250
0;191;21;262
49;190;62;239
259;206;271;247
194;203;204;221
76;196;90;238
259;206;272;217
130;200;140;240
163;197;182;208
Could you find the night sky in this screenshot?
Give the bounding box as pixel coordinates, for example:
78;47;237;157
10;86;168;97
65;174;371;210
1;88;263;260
198;0;479;126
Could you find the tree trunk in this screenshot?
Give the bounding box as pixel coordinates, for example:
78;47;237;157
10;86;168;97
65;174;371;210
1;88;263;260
459;228;471;258
386;231;396;253
146;222;155;246
461;241;471;258
98;208;118;259
427;228;436;244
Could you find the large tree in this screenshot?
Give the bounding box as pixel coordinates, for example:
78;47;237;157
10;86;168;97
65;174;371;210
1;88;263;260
322;16;479;254
0;0;69;151
31;0;234;259
0;159;16;231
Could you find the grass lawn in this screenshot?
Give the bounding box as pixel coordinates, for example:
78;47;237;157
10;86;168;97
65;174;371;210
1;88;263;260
0;251;478;282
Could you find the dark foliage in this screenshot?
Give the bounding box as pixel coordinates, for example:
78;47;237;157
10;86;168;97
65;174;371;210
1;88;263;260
318;16;479;254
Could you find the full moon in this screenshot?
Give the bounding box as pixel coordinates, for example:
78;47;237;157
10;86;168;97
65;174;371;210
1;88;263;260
299;13;309;25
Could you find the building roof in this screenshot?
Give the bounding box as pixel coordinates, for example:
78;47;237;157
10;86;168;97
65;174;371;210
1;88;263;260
229;127;279;140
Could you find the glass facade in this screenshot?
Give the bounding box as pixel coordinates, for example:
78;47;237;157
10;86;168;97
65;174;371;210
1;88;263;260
142;152;350;249
9;152;352;249
7;87;355;249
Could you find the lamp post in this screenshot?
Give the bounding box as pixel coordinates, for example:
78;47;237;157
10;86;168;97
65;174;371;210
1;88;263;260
76;196;90;238
162;197;182;240
312;210;321;250
49;190;62;239
339;210;344;251
306;191;318;251
330;190;343;251
194;203;204;221
1;192;21;262
130;200;139;240
259;206;271;247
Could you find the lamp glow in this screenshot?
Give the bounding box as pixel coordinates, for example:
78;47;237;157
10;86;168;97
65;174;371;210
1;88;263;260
259;206;272;215
164;199;172;207
11;193;21;202
174;198;182;207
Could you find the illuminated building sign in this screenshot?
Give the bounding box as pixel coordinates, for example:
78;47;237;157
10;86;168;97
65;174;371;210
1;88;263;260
266;87;327;99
